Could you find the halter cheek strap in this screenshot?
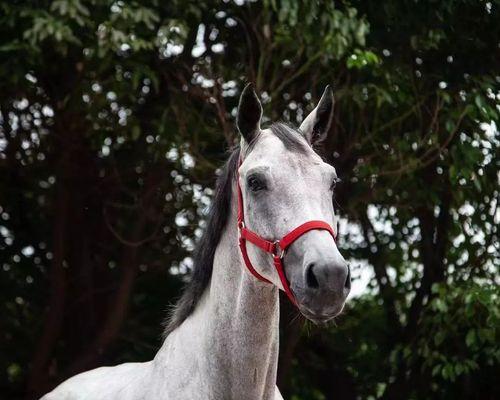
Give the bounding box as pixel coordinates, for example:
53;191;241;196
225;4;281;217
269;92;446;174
237;167;337;306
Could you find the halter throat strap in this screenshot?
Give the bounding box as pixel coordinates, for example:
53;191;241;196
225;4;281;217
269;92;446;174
236;164;337;306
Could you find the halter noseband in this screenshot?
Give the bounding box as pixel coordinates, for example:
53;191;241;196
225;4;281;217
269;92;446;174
237;162;337;306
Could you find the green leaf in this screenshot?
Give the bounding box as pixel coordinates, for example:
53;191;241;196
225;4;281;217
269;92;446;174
465;330;476;348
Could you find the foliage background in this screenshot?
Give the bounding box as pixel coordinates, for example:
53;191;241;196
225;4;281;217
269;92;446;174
0;0;498;399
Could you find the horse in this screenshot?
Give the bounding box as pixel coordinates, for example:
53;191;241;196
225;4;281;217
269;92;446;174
41;84;351;400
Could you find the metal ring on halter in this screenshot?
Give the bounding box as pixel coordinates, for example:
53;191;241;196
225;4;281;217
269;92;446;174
272;241;285;259
238;221;245;233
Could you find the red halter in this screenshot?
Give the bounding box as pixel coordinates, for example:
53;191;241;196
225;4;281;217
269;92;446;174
237;164;337;306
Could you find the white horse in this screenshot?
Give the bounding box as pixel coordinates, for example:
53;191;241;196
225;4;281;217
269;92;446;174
41;84;350;400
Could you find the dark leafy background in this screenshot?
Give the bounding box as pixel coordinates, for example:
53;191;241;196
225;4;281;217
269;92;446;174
0;1;498;399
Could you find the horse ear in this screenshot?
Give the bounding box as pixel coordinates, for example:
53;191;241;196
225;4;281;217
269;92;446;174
299;85;335;146
237;83;262;143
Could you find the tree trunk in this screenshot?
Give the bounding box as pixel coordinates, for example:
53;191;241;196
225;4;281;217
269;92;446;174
25;180;69;399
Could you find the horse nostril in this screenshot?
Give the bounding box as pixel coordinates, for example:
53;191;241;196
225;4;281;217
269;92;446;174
306;263;319;289
344;264;351;290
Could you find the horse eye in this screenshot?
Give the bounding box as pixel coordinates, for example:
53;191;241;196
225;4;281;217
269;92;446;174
247;175;266;192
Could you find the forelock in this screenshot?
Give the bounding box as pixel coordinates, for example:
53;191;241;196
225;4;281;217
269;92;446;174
269;122;309;154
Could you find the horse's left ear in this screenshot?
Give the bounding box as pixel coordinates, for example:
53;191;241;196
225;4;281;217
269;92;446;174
299;85;335;146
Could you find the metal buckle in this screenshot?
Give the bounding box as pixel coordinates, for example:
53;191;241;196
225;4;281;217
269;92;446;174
238;221;245;233
272;240;285;259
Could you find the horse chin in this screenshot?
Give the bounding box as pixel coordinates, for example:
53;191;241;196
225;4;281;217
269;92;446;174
297;302;345;325
300;312;336;325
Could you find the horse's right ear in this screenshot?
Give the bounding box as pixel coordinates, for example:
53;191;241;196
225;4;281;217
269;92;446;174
237;83;262;143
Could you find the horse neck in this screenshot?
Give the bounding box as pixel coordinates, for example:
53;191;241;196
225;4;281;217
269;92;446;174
157;188;280;399
210;199;280;390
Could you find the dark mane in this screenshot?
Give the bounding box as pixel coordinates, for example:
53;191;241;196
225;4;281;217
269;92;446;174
163;123;307;337
163;147;240;337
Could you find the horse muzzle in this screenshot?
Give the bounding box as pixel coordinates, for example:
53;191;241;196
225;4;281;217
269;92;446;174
288;239;351;322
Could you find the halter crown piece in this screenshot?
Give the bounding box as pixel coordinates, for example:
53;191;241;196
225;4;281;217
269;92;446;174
236;160;337;306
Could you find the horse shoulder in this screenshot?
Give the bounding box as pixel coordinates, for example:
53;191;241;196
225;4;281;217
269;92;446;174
40;361;153;400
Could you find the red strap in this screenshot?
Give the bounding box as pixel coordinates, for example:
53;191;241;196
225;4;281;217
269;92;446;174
279;220;336;250
240;227;275;253
274;256;298;306
237;174;245;222
238;238;271;283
